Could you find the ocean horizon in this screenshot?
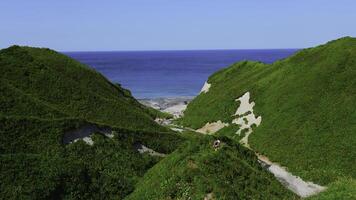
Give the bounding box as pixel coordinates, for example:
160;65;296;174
65;49;298;99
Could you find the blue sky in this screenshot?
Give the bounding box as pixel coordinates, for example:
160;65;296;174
1;0;355;51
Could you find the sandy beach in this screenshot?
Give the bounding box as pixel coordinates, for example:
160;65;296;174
139;97;192;117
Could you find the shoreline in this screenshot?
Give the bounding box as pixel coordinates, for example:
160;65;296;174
139;97;193;117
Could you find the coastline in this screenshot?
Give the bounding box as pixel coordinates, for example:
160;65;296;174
139;97;193;117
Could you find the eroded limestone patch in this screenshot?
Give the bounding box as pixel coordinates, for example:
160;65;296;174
196;120;229;134
232;92;262;147
200;81;211;94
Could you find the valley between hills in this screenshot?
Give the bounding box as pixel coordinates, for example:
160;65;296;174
1;37;355;199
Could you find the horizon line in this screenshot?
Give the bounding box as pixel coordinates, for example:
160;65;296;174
61;48;300;53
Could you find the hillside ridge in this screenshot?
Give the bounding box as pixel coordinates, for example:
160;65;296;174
181;37;356;188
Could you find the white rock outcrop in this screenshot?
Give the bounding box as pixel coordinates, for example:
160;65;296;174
135;144;166;157
232;92;262;147
73;136;94;146
196;120;229;134
163;104;187;118
200;81;211;94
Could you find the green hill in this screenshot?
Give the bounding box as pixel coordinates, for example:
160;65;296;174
0;116;183;199
0;45;298;199
126;135;298;200
0;46;182;199
181;37;356;189
5;41;355;199
0;45;169;131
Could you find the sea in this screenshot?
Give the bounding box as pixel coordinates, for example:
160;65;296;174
65;49;298;99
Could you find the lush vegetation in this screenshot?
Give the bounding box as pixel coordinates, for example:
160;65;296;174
127;135;297;200
307;179;356;200
181;37;356;189
0;45;168;132
4;40;354;199
0;46;184;199
0;116;184;199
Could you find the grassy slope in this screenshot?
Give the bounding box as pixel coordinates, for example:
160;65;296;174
0;46;183;199
0;45;293;200
0;116;184;199
181;37;356;186
307;178;356;200
0;45;168;131
126;136;298;200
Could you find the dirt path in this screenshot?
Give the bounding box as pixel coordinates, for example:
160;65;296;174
258;155;326;198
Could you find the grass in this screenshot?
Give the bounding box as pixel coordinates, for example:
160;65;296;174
3;40;354;199
180;37;356;186
126;136;298;200
307;178;356;200
0;45;169;132
0;116;184;199
0;46;184;199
